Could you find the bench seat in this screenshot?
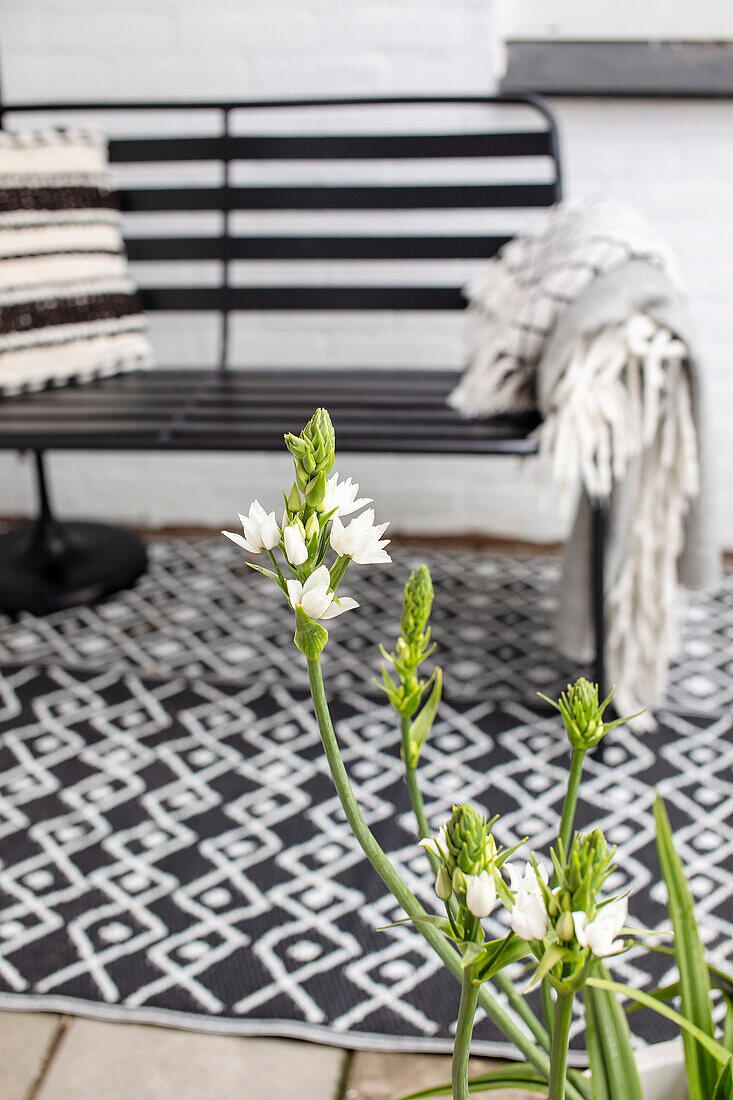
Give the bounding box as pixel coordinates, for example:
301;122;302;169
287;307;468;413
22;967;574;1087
0;368;540;454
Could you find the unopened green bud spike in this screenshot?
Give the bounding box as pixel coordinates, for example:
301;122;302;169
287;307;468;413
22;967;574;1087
446;804;491;876
538;677;644;750
401;565;434;643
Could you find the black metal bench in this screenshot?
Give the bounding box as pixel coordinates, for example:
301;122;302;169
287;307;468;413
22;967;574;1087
0;95;605;690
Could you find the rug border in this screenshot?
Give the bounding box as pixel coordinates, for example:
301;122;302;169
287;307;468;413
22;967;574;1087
0;991;592;1067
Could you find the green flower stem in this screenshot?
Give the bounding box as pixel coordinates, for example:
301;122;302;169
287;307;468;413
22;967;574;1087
305;657;588;1097
400;716;432;841
498;971;552;1054
452;966;480;1100
548;991;575;1100
329;554;350;592
267;550;287;589
558;748;586;859
400;720;552;1056
542;978;555;1032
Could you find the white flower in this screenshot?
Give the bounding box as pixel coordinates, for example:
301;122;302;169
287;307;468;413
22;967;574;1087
330;509;391;565
419;826;448;862
286;565;358;621
322;473;372;517
465;870;496;918
572;896;628;958
222;501;279;554
283;523;308;566
434;865;452;901
506;861;549;942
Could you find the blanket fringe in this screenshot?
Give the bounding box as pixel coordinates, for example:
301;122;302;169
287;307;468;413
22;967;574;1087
539;315;698;724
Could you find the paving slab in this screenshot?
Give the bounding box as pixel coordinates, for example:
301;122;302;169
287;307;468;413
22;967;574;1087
35;1020;345;1100
345;1050;538;1100
0;1011;63;1100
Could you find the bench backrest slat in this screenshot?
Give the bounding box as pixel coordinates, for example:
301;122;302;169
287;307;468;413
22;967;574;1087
109;130;553;162
0;96;562;367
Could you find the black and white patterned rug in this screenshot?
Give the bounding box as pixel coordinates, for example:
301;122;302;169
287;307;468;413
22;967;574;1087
1;539;731;713
0;540;731;1057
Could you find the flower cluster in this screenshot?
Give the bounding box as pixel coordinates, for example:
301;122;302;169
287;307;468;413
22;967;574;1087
421;804;516;930
506;845;627;960
222;408;391;658
423;809;629;973
499;829;629;997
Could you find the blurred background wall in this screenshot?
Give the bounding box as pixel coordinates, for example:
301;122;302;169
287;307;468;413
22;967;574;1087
1;0;732;546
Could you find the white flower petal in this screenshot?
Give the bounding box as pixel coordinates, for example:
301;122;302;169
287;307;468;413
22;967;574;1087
300;587;332;620
304;565;332;593
353;547;391;565
321;595;359;619
329;515;346;556
261;511;280;550
286;579;303;610
505;862;522;893
222;529;256;554
572;911;589;948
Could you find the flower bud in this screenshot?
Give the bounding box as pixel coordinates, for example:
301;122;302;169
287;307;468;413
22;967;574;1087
284;522;308;566
305;513;320;541
435;865;452;901
452;867;468;897
287;482;302;514
305;470;326;510
554;829;616;920
465;870;496;918
556;910;575;942
446;804;491;876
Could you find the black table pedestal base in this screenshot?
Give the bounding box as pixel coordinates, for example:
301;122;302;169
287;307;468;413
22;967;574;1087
0;521;147;614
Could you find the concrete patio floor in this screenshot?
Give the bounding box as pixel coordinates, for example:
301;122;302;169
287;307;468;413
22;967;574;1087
0;1011;535;1100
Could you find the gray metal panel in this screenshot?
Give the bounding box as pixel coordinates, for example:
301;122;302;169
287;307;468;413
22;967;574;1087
502;41;733;98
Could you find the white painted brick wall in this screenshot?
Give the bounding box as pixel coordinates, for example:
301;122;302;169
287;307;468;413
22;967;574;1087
1;3;732;546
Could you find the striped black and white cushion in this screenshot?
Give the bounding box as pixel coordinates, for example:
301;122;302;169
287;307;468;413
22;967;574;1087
0;127;153;394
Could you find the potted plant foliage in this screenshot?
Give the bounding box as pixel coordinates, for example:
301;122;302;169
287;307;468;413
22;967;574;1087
223;408;733;1100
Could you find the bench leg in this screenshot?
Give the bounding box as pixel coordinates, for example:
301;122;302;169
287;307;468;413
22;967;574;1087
590;498;609;761
0;450;148;614
591;498;607;697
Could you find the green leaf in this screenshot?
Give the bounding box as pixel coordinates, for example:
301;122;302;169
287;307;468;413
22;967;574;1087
625;979;680;1013
477;934;531;981
723;995;733;1054
583;986;611;1100
293;606;328;659
406;667;442;766
712;1058;733;1100
585;966;643;1100
461;942;485;968
393;1063;549;1100
526;942;568;991
246;560;282;586
376;914;454;938
654;793;718;1100
587;977;733;1068
634;942;733;999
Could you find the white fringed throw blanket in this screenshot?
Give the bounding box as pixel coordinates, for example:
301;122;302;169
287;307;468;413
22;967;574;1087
449;199;719;723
